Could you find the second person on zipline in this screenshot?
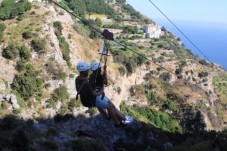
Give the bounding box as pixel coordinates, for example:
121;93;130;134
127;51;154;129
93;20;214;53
89;61;109;119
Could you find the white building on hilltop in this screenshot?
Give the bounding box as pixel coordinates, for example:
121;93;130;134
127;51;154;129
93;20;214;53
143;24;162;39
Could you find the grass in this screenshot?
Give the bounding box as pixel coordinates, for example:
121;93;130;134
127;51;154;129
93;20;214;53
90;13;107;19
3;10;46;45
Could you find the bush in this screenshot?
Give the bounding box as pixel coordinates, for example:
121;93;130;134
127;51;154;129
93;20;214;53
118;66;126;76
22;30;32;39
2;44;19;60
12;66;42;100
18;45;31;61
31;39;45;53
68;98;81;112
16;60;27;72
45;62;67;80
160;72;172;82
198;71;208;78
51;86;69;102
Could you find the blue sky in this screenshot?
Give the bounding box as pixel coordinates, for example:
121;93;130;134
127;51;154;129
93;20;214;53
127;0;227;25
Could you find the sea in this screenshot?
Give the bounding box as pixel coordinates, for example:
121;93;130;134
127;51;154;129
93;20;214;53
154;19;227;70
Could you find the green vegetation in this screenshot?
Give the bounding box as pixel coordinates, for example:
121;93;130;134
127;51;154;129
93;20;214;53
63;0;115;17
22;30;33;39
53;21;71;66
12;64;42;100
198;71;209;78
111;45;146;75
122;4;143;21
2;44;19;60
0;115;32;151
120;102;182;133
51;85;69;103
0;0;32;20
45;61;67;80
2;44;31;61
68;98;81;112
160;72;172;82
0;23;5;41
152;34;194;59
31;38;46;54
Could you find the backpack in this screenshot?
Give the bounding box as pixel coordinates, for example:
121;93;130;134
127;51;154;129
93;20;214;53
75;80;95;107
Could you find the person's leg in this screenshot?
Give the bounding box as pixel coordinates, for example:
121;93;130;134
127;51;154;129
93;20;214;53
107;101;126;121
106;102;121;125
97;108;109;119
96;95;121;125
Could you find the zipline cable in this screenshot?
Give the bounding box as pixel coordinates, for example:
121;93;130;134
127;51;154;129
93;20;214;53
148;0;211;62
49;0;210;95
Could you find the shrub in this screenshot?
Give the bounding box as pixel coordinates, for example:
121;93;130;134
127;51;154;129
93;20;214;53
68;98;81;112
31;39;45;53
45;62;67;80
11;66;42;100
53;71;67;80
18;45;31;61
51;86;69;102
2;44;19;60
16;60;27;72
22;30;32;39
118;66;126;76
160;72;172;82
198;71;208;78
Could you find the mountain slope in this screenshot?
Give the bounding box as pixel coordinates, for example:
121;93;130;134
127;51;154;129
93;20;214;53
0;1;226;150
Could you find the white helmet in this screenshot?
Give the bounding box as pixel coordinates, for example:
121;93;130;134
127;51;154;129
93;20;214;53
91;61;101;71
77;61;90;72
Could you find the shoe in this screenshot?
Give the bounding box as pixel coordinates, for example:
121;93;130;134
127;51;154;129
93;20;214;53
122;115;133;124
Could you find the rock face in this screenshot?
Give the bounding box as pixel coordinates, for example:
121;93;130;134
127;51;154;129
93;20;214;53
1;93;20;110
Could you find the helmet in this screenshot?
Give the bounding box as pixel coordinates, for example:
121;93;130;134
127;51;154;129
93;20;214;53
91;61;101;71
77;61;90;72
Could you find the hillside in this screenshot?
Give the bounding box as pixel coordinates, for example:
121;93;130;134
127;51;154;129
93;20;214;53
0;0;226;151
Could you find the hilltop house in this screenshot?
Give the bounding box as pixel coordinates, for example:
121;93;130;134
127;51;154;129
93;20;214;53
143;24;162;39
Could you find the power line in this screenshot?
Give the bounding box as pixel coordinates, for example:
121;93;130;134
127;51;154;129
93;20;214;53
48;0;209;95
147;0;211;62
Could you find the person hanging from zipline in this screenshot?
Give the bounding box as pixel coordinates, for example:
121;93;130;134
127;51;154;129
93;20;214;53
89;61;108;94
75;61;127;127
89;61;109;119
